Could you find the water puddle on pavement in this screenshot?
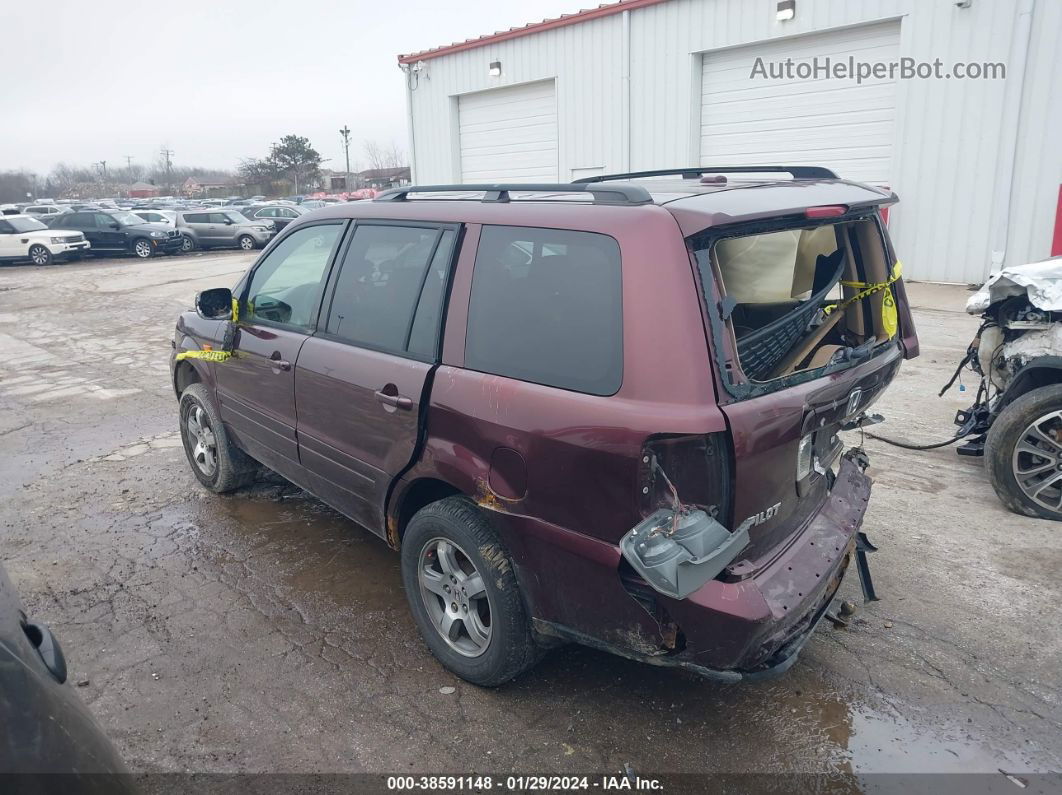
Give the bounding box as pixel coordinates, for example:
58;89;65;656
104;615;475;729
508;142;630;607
211;487;404;614
189;486;1040;779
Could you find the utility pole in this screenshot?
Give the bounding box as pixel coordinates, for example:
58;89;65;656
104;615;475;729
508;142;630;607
160;146;174;190
339;125;351;190
124;155;134;168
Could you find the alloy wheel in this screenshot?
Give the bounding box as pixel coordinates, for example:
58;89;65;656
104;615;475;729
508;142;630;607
417;537;492;657
185;404;218;477
134;240;152;258
29;245;50;265
1012;410;1062;512
239;236;254;250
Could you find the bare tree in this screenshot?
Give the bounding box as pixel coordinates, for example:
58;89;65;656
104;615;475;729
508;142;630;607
363;139;406;171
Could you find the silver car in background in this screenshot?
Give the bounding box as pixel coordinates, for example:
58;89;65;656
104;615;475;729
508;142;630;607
174;209;274;252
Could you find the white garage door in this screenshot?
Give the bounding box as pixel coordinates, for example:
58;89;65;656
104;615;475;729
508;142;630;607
459;81;558;183
700;22;900;184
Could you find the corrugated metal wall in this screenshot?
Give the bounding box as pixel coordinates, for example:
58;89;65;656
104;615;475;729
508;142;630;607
405;0;1061;284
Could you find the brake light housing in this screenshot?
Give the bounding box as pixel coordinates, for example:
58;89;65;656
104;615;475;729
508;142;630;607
805;205;848;219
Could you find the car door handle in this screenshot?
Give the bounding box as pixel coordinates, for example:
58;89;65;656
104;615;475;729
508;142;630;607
269;352;291;371
374;390;414;410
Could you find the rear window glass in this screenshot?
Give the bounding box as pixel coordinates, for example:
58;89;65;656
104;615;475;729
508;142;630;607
691;218;891;384
465;226;622;396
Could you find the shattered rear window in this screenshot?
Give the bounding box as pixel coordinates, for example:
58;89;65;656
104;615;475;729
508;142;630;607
691;218;893;384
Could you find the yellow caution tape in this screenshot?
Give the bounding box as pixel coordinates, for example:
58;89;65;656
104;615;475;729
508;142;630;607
175;297;241;363
175;349;233;363
824;261;902;339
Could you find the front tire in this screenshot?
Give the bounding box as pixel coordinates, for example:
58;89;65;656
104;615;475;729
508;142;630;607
132;238;153;259
179;383;257;493
238;234;255;251
401;496;539;686
181;235;196;252
28;245;52;266
986;385;1062;520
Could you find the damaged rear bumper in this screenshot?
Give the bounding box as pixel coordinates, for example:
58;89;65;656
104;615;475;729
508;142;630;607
559;449;874;682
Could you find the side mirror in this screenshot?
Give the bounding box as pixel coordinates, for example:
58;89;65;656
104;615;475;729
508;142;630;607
195;287;233;320
109;222;121;229
224;218;234;225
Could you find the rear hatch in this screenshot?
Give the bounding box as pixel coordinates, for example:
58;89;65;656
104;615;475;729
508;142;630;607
681;197;916;573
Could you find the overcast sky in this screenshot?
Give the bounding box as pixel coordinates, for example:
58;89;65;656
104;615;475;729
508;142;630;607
2;0;578;177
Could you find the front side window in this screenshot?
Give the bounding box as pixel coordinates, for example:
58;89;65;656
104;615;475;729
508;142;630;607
325;224;453;354
465;226;623;396
245;224;343;330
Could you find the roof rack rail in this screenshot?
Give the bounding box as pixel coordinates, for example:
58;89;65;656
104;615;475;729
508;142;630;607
573;165;838;183
374;183;653;206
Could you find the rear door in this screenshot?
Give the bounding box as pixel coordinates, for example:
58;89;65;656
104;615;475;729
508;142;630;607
59;213;96;247
693;215;906;573
214;221;345;480
294;221;459;534
182;212;212;245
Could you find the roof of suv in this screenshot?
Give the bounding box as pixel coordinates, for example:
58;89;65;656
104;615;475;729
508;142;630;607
304;171;896;238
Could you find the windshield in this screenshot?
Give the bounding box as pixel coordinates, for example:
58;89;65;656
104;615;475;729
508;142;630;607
111;211;147;226
7;217;48;233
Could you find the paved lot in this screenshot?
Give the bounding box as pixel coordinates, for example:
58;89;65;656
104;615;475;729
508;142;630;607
1;253;1060;781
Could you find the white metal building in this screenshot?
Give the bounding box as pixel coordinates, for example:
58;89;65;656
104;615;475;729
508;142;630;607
398;0;1061;284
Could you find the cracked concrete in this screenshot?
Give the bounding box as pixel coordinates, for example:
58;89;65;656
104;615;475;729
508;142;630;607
0;254;1060;780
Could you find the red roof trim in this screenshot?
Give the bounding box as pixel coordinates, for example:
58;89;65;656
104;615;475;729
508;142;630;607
397;0;668;64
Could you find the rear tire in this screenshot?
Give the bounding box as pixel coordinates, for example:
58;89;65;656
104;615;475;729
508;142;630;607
985;385;1062;521
238;234;255;251
401;496;540;686
179;383;257;493
28;245;52;266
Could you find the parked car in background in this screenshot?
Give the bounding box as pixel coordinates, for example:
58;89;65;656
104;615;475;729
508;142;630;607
299;200;327;210
47;209;182;258
174;209;274;252
0;214;90;265
240;203;307;231
170;167;917;686
0;204;20;216
134;209;177;227
0;561;131;786
23;205;69;218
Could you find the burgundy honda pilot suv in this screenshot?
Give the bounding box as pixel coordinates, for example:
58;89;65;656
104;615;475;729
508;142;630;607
170;167;918;686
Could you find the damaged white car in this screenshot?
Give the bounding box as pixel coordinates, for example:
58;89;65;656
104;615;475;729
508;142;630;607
950;256;1062;519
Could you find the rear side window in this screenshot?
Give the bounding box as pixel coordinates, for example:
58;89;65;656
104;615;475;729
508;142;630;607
465;226;622;396
325;224;454;355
